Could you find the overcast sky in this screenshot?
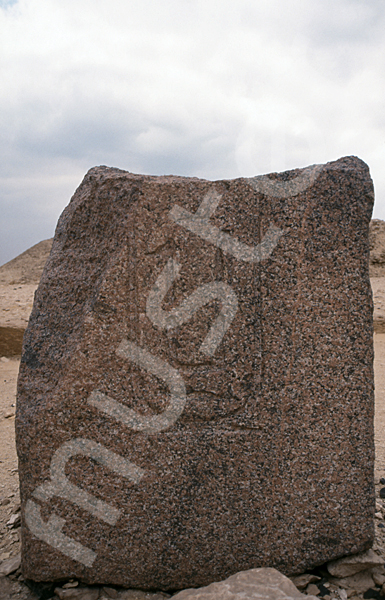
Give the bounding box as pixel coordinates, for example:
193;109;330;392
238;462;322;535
1;0;385;266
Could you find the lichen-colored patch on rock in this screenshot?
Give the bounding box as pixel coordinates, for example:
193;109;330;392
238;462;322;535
16;157;375;589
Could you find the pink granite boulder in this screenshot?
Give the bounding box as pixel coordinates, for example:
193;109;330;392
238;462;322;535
16;156;375;589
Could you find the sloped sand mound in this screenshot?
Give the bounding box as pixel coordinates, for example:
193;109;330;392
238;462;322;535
0;240;52;355
0;239;53;285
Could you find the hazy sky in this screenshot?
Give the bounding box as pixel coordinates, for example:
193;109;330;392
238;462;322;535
1;0;385;265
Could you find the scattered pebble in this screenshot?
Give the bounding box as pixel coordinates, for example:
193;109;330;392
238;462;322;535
54;586;99;600
0;553;21;577
6;513;21;528
63;581;80;589
306;583;320;596
0;552;10;561
102;588;119;599
373;571;385;586
291;574;321;590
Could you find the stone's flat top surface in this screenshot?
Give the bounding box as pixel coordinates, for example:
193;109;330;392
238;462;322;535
171;568;318;600
16;156;375;589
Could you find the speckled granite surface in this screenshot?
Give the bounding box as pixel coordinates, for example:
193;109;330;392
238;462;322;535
16;156;375;589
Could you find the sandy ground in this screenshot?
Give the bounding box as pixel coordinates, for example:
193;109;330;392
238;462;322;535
0;358;20;563
372;279;385;334
0;285;37;330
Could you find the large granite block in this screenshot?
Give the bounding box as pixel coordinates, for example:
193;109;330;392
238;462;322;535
16;156;375;589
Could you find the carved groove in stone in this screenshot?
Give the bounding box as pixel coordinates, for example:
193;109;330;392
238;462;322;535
146;258;238;356
169;190;284;262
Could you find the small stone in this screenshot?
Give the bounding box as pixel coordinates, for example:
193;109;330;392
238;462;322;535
63;581;80;589
54;587;99;600
170;568;320;600
380;488;385;499
375;512;383;519
6;513;21;528
338;590;347;600
119;592;169;600
102;588;119;599
291;574;321;590
376;502;383;511
306;584;320;596
328;571;375;594
0;357;10;363
0;552;10;561
0;553;21;577
0;497;11;506
327;550;384;578
373;569;385;586
4;410;15;419
380;478;385;485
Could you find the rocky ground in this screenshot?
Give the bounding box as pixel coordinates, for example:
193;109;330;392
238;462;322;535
2;224;385;599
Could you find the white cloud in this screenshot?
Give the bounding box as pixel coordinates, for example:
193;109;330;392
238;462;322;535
1;0;385;263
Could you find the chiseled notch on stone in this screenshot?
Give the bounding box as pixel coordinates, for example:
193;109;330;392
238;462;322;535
24;499;97;568
32;438;144;526
88;339;186;434
169;190;284;262
146;258;238;357
249;163;323;198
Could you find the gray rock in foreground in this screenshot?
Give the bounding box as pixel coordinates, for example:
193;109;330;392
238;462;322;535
327;548;384;577
171;568;318;600
17;157;375;588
